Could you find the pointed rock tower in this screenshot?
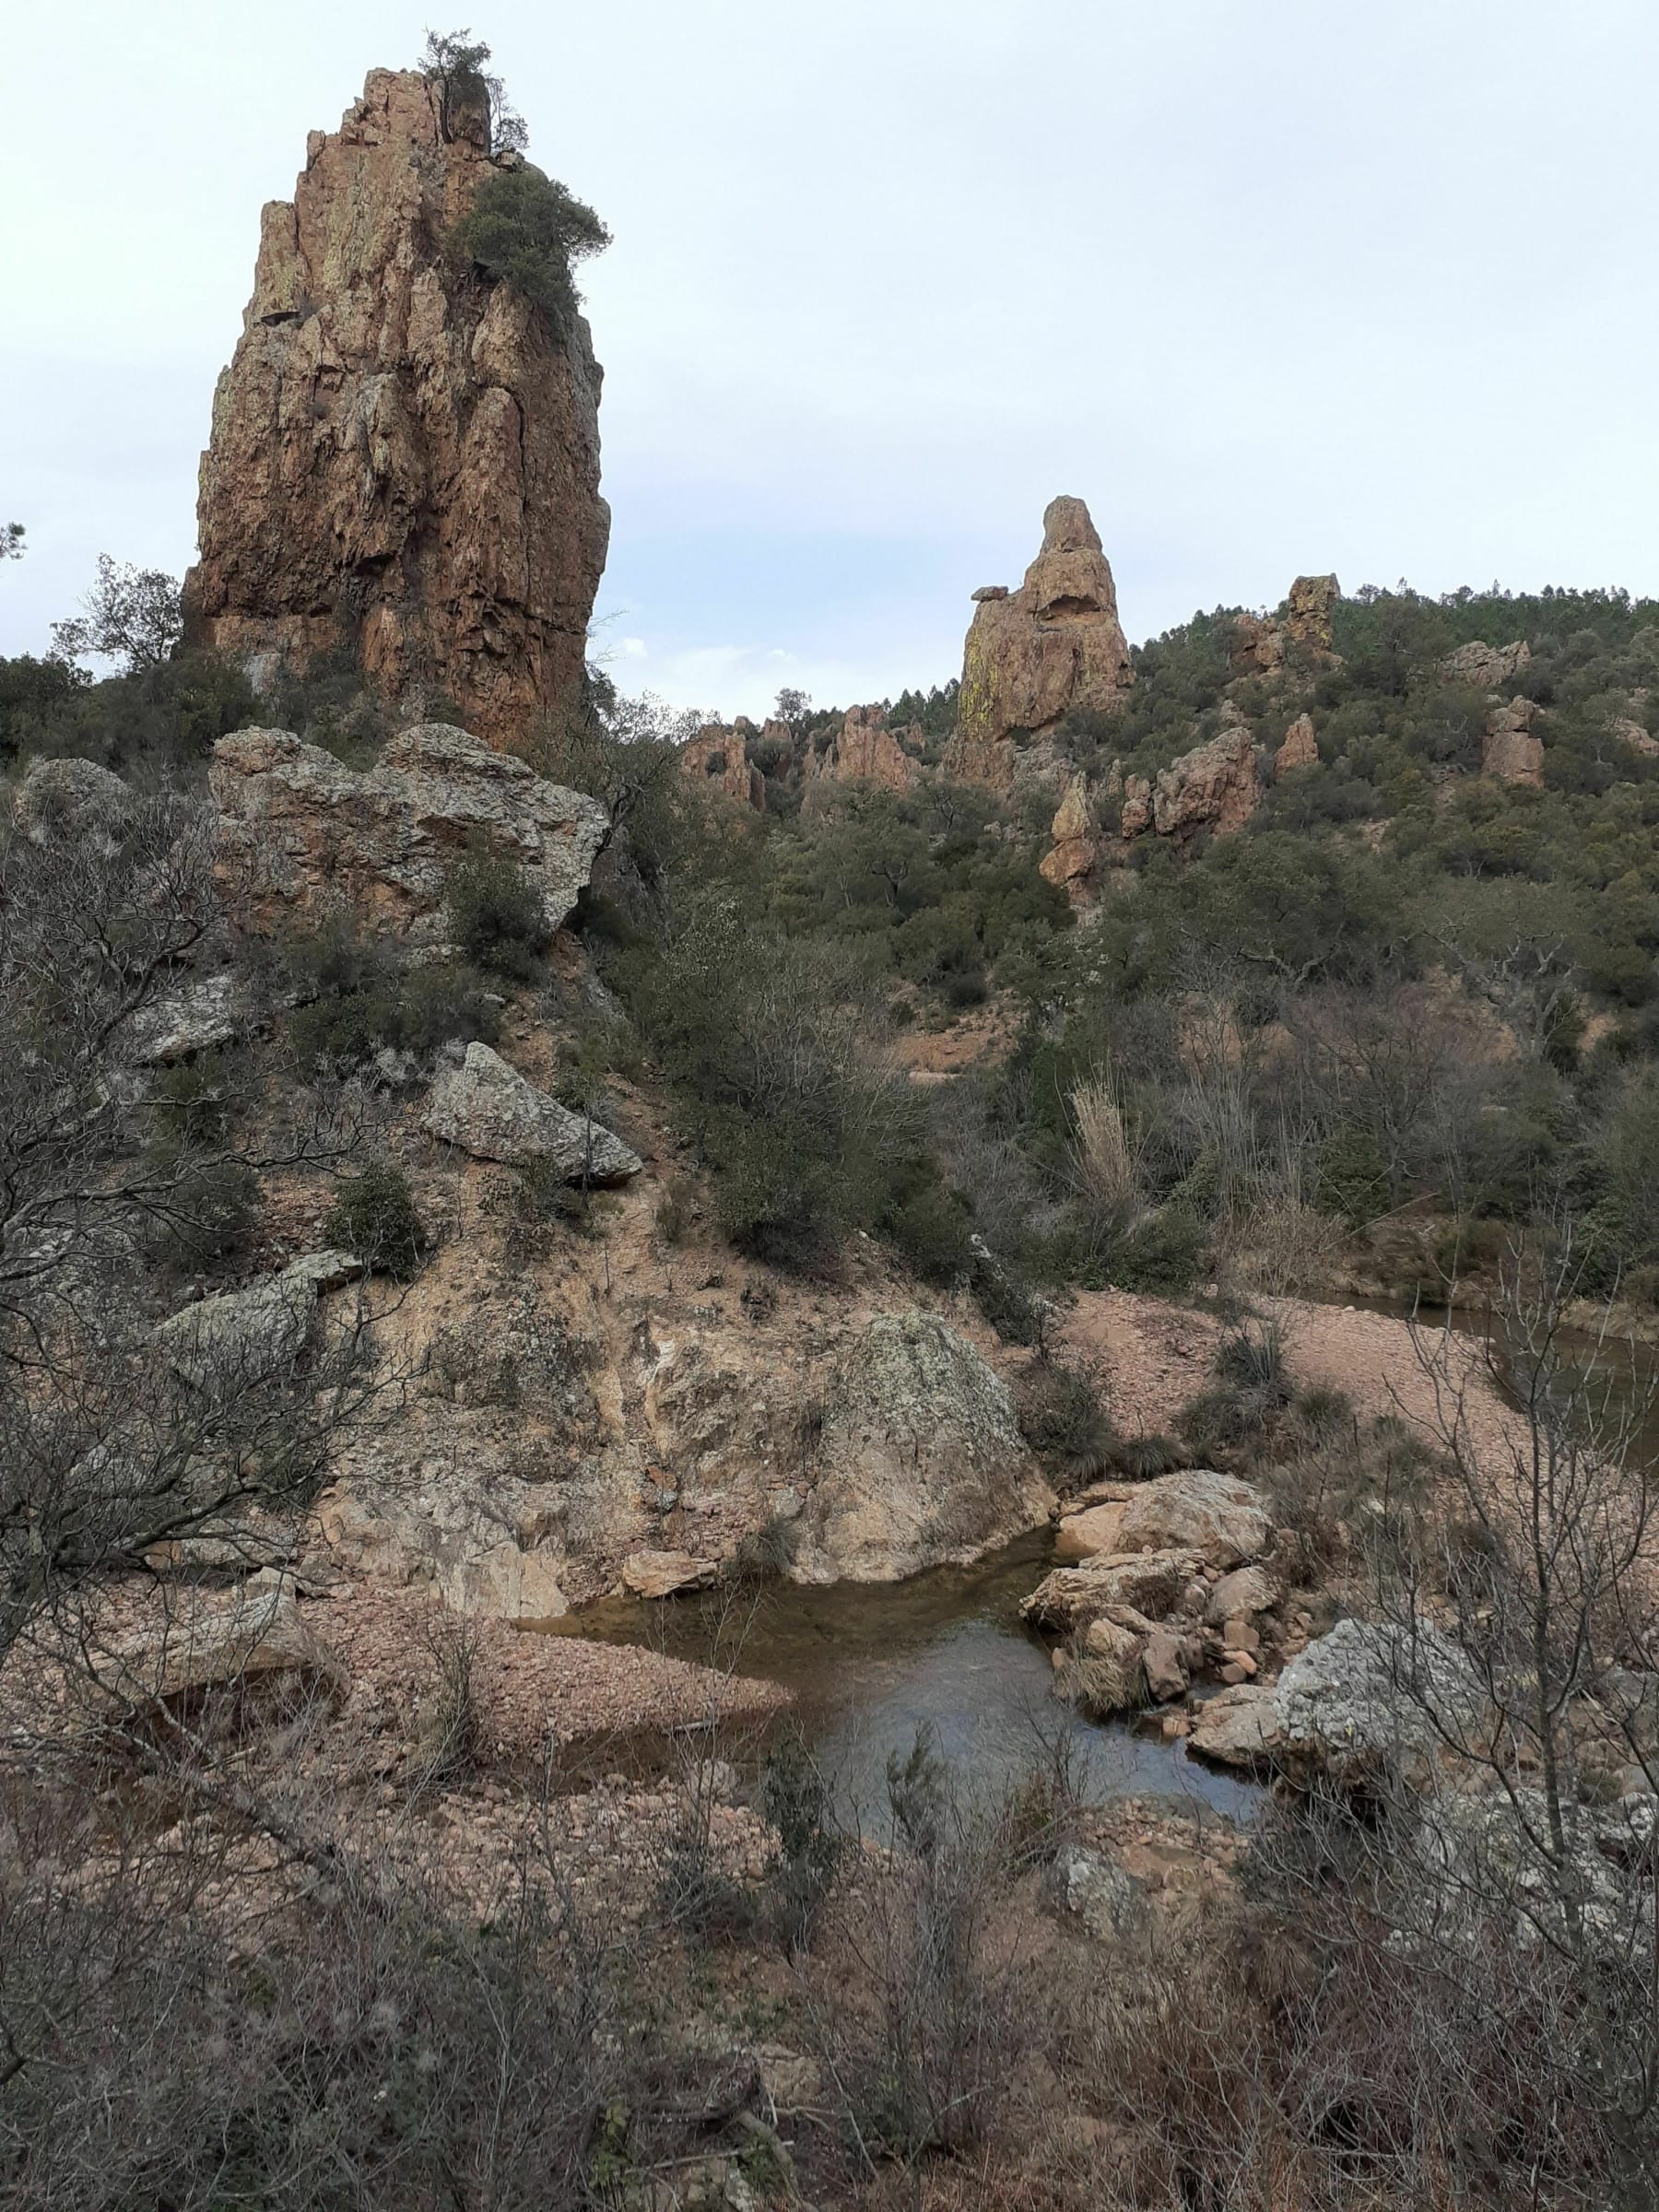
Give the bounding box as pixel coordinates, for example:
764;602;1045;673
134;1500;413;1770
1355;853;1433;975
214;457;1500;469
182;68;608;746
945;496;1132;793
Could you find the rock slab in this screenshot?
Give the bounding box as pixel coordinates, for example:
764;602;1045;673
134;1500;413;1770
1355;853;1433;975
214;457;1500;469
423;1041;641;1181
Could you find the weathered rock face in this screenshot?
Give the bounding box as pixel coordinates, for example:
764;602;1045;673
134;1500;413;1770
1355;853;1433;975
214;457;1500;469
793;1312;1054;1583
1274;711;1319;775
422;1041;641;1181
209;723;608;938
1273;1618;1487;1791
1483;697;1545;786
1441;639;1530;688
946;497;1133;793
1039;772;1097;893
182;68;608;746
807;705;920;794
681;722;766;809
1232;575;1341;675
1123;712;1261;843
159;1252;362;1390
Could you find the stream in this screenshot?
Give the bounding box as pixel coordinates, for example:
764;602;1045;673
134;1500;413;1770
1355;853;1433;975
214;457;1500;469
544;1291;1659;1823
546;1528;1262;1823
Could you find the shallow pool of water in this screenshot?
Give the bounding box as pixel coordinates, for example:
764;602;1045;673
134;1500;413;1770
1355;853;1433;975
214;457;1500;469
546;1530;1261;1824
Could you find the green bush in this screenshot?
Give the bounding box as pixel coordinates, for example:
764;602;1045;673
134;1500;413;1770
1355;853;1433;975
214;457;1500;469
325;1157;427;1277
445;851;551;980
450;165;610;341
1106;1206;1208;1296
1314;1125;1391;1229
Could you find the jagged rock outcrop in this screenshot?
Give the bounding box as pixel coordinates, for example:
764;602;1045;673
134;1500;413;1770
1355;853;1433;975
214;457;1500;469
1232;574;1341;675
793;1312;1054;1583
1274;711;1319;774
422;1041;641;1181
182;68;608;745
1274;1618;1487;1792
1441;639;1530;688
945;497;1132;793
1482;697;1545;786
1122;710;1261;842
1612;714;1659;759
1039;772;1098;894
807;705;920;794
209;723;608;938
681;721;765;809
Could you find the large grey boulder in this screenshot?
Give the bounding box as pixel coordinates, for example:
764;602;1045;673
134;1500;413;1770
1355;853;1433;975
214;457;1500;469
15;755;130;837
94;1586;345;1708
1188;1683;1283;1771
422;1041;641;1182
1115;1470;1272;1570
159;1250;361;1390
793;1311;1054;1583
130;972;242;1065
209;724;608;940
1274;1618;1487;1790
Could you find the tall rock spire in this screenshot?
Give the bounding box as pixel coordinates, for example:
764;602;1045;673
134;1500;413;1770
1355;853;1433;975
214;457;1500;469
182;68;608;746
945;495;1132;793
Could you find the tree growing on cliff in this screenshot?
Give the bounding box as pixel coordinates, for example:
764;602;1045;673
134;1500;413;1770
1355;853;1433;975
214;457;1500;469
450;165;610;342
419;27;527;152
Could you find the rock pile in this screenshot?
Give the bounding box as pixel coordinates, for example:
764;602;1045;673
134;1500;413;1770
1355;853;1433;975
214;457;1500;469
1023;1471;1284;1714
182;67;608;744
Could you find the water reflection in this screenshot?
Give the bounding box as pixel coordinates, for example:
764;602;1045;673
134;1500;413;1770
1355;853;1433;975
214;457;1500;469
546;1530;1260;1821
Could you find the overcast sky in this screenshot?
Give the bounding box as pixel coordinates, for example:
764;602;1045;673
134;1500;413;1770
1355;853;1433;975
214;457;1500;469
3;1;1656;720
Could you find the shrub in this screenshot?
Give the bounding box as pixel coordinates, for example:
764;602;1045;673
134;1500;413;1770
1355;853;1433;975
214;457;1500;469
761;1729;841;1953
444;851;550;979
1107;1206;1208;1295
449;165;610;342
286;915;500;1069
324;1156;427;1277
1015;1357;1116;1482
881;1171;974;1287
1314;1124;1392;1228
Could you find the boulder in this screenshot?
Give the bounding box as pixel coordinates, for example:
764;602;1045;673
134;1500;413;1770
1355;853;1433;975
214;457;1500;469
1441;639;1530;688
94;1587;345;1708
1065;1614;1149;1715
1039;771;1098;891
1053;1496;1127;1562
181;67;608;745
15;755;130;837
1187;1683;1282;1771
1205;1562;1279;1626
1142;1626;1189;1702
319;1471;574;1622
1274;712;1319;774
945;496;1133;791
1115;1471;1272;1571
210;723;608;940
1274;1618;1487;1790
1147;719;1260;840
621;1549;720;1599
1482;698;1545;786
422;1041;641;1181
1022;1548;1205;1634
794;1311;1054;1583
1611;714;1659;758
130;973;242;1065
159;1250;361;1389
1048;1845;1143;1938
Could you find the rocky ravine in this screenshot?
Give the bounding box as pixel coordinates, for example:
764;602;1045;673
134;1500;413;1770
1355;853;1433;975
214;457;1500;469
182;68;609;746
